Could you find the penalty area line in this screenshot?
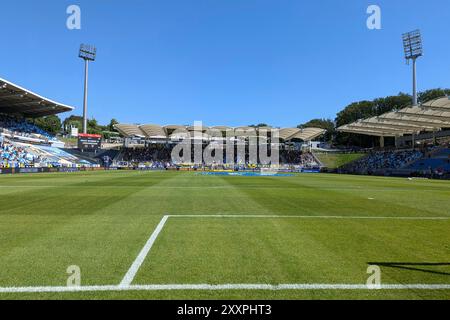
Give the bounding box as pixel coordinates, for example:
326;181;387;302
119;215;170;287
0;284;449;293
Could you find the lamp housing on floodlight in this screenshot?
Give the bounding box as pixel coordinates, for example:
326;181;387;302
402;30;423;106
79;44;97;61
79;44;97;135
402;29;423;62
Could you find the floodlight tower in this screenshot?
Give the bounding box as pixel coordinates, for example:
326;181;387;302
402;30;423;106
79;44;97;134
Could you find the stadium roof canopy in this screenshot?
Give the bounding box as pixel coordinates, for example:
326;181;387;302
115;124;326;142
421;97;450;111
337;97;450;137
288;127;327;141
114;124;146;138
139;124;166;138
0;77;74;117
210;126;232;132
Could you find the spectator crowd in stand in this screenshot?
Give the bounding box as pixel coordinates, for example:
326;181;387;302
343;149;424;174
280;150;319;167
123;144;173;163
0;114;56;141
0;114;91;169
119;144;320;169
0;139;36;168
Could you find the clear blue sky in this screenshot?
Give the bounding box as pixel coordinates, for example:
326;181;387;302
1;0;449;127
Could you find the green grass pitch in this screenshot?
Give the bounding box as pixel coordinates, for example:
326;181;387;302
0;170;449;300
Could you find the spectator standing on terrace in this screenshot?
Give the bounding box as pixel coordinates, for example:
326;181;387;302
343;149;424;174
0;140;35;168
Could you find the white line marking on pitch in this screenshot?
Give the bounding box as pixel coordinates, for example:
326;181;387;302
0;284;449;293
0;284;450;293
169;215;450;220
119;215;169;287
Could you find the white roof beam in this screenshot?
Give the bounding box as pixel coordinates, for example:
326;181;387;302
378;114;448;128
348;124;410;135
370;119;434;130
338;128;396;137
396;110;450;122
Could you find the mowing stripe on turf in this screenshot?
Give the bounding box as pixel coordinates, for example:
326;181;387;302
119;214;447;287
0;284;449;293
119;215;170;287
1;185;450;192
1;214;448;294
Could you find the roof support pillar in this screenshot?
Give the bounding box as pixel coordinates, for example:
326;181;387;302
379;136;385;149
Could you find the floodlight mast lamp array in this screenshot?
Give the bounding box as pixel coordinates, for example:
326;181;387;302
402;30;423;106
79;44;97;134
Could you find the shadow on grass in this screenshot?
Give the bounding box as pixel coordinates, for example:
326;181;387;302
368;262;450;276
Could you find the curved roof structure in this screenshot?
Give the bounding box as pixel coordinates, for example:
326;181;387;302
279;128;301;140
187;125;209;132
114;124;146;138
115;123;326;141
210;126;232;132
421;97;450;111
234;126;254;131
396;106;450;122
338;125;398;137
164;125;186;130
140;124;166;138
289;128;327;141
337;96;450;137
0;77;74;117
234;127;258;136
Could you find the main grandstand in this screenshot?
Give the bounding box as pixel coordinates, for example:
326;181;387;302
113;123;326;171
0;77;97;172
